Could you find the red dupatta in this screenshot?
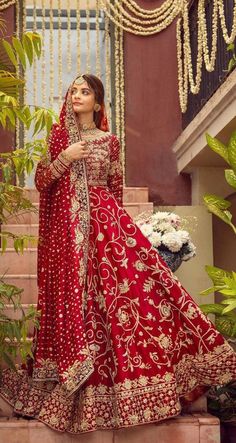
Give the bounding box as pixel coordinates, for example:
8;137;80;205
34;84;107;396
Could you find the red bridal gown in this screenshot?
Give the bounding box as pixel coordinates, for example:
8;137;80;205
1;126;236;434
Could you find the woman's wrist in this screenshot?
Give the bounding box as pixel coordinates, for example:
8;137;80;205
59;149;73;164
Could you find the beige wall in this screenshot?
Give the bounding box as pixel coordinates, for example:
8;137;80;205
191;166;233;205
158;205;214;307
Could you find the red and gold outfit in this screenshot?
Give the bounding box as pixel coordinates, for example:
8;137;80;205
0;87;236;434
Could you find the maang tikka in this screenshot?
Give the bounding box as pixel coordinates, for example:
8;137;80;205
74;75;85;85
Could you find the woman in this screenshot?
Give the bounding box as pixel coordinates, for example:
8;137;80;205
0;74;236;434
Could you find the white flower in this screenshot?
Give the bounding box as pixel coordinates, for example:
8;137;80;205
178;230;190;243
154;222;175;233
161;232;183;252
140;223;153;237
149;231;162;247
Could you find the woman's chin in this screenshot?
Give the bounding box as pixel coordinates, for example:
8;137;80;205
73;106;82;114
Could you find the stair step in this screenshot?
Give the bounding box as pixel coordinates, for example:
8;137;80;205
0;414;220;442
0;249;37;274
24;187;150;204
124;202;153;218
3;304;37;322
4;201;152;225
5;207;39;225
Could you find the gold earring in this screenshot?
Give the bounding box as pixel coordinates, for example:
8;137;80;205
94;103;101;112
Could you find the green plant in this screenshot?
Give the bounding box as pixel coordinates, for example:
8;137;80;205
200;131;236;338
0;24;58;370
200;130;236;424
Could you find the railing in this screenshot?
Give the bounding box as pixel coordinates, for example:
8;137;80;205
182;0;236;129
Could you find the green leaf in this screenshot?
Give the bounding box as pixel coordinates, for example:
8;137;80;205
222;300;236;314
200;303;225;315
203;195;232;225
1;235;7;253
206;133;229;164
215;316;236;338
204;265;231;286
22;34;33;66
227;43;235;52
225;169;236;189
228;131;236;172
228;58;236;72
1;40;17;67
204;194;231;210
2;351;16;370
12;37;26;70
30;32;42;59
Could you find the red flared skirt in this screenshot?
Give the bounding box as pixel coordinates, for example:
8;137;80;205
0;186;236;433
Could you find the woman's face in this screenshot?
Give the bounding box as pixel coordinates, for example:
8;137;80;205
71;80;96;115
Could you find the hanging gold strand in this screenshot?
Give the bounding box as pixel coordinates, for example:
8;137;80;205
67;0;72;73
77;0;81;74
33;0;37;106
104;5;111;125
86;0;91;73
41;0;46;107
58;0;63;108
114;23;121;140
96;0;101;78
49;0;54;108
119;25;125;183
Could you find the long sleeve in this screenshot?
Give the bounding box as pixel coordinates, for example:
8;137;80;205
34;152;71;192
107;135;123;207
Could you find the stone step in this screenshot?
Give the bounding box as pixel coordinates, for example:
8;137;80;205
4;201;153;225
0;249;37;274
124;202;153;218
5;207;39;225
3;304;37;320
24;187;150;204
0;414;220;443
3;275;37;304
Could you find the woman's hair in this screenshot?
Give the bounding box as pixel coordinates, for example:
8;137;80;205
78;74;105;128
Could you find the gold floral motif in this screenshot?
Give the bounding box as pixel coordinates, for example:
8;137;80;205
118;278;130;294
126;237;137;247
62;357;94;395
134;260;147;272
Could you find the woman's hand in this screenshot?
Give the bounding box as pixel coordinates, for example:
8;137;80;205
63;141;89;162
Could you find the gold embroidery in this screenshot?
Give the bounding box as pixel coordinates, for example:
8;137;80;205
62;357;94;396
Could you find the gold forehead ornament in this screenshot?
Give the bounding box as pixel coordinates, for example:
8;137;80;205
74;75;85;85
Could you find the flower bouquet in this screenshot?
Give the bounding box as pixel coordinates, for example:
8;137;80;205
135;211;196;272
